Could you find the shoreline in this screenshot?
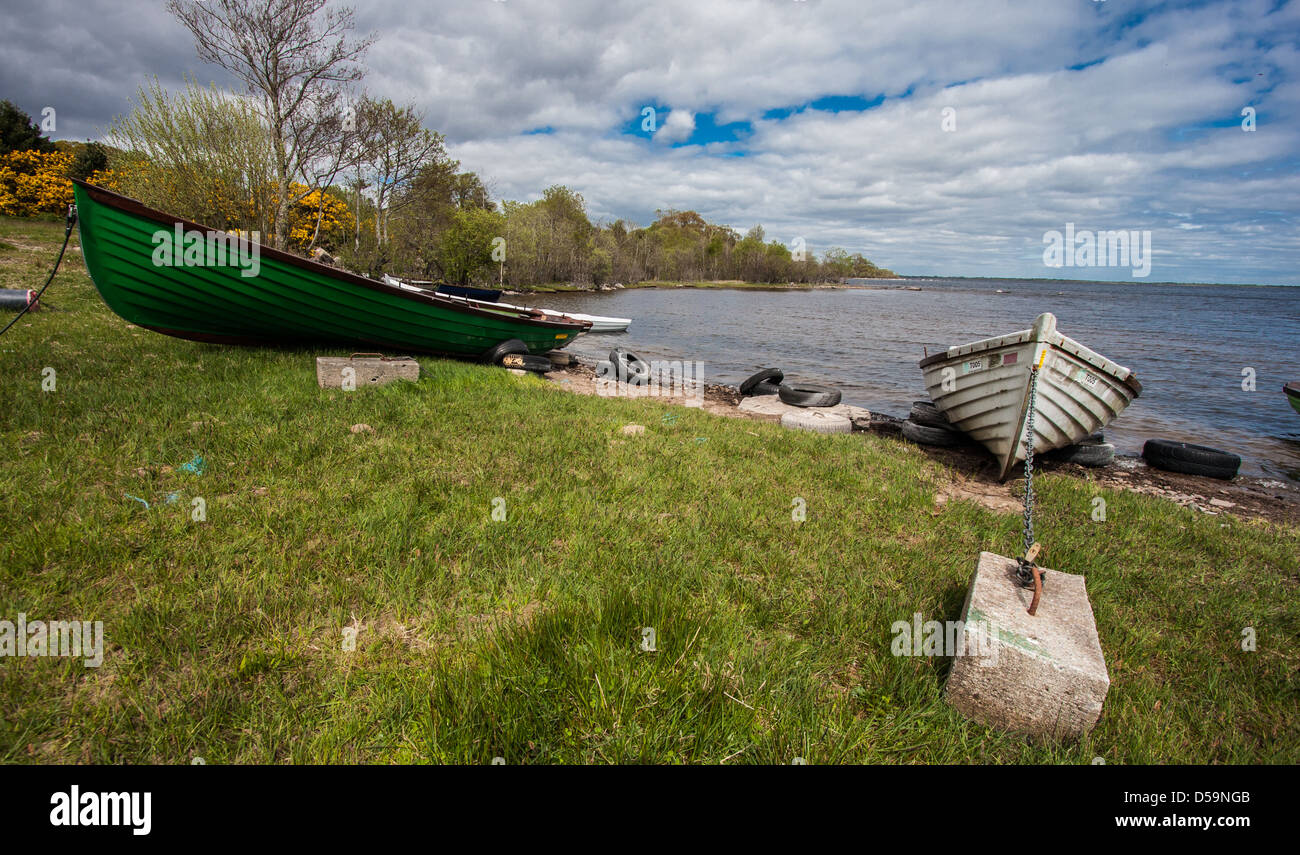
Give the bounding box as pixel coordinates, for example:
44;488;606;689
512;277;905;295
545;356;1300;526
512;278;1294;297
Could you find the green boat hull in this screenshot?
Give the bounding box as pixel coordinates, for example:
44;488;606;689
71;181;586;356
1286;383;1300;416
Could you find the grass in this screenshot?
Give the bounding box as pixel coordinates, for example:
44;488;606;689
1;215;1297;764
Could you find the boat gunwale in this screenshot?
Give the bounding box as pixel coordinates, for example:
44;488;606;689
918;322;1141;396
403;279;632;328
71;180;590;334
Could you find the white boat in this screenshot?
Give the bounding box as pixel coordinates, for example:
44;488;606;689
919;313;1142;480
381;276;631;333
540;310;630;333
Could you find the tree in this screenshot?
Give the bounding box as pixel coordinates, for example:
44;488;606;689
167;0;374;250
451;172;492;210
67;142;109;181
107;78;278;233
0;101;55;155
358;98;447;246
536;185;592;283
0;150;74;215
437;207;506;284
379;145;491;278
108;79;268;230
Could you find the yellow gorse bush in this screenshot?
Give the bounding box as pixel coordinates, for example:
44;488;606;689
0;148;353;256
0;150;74;216
284;183;355;252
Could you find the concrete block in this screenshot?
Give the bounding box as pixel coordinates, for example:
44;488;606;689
316;355;419;389
944;551;1109;740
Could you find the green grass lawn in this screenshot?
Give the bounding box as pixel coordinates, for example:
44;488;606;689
1;216;1296;764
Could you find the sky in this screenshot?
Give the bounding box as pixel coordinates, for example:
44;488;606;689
2;0;1298;285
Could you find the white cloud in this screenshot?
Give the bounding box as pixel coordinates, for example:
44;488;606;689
1;0;1296;283
654;109;695;145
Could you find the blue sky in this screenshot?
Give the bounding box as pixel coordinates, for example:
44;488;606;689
2;0;1297;284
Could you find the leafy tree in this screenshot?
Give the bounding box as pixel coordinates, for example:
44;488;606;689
357;97;447;245
437;207;506;284
106;77;278;234
0;101;55;155
451;172;492;210
384;155;488;278
67;142;109;181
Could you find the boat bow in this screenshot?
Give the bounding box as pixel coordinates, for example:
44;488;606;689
919;312;1141;480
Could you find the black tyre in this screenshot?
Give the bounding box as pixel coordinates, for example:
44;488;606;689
909;401;951;428
867;413;905;435
901;418;961;447
1044;442;1115;467
778;382;842;408
740;368;784;395
1078;432;1105;445
609;347;651;382
1142;439;1240;480
481;338;529;364
749;379;782;396
500;353;552;373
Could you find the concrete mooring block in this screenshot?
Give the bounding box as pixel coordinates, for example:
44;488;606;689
944;551;1109;740
316;354;419;390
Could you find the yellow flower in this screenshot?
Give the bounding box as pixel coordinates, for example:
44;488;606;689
0;150;74;216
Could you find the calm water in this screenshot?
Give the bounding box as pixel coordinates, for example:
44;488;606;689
536;279;1300;481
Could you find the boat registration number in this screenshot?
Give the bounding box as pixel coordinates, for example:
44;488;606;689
1077;369;1099;388
962;358;984;374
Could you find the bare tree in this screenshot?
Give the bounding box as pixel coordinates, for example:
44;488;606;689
359;98;447;246
167;0;374;250
302;87;373;250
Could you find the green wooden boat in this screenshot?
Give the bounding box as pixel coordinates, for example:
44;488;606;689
1286;382;1300;416
70;180;588;356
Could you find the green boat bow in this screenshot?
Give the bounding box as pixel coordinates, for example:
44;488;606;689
70;180;588;356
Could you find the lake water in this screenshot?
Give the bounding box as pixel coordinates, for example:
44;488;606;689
535;278;1300;482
